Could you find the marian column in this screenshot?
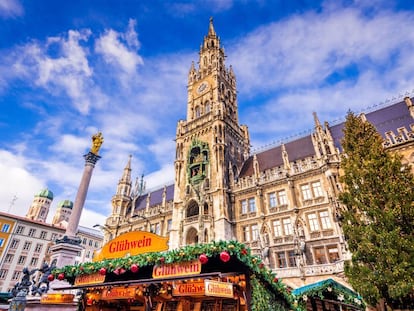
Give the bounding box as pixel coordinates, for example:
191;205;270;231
50;132;104;268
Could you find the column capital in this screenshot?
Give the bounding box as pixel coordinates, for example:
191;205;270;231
84;152;101;167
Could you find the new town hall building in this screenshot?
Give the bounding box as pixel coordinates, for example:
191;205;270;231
102;20;414;290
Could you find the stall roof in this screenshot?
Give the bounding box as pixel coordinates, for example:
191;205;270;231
292;278;365;310
292;278;356;296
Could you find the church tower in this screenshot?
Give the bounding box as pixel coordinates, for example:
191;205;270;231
51;199;74;227
107;155;133;228
170;18;250;248
26;188;53;222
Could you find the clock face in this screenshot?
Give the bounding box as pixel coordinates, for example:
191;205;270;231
197;81;209;94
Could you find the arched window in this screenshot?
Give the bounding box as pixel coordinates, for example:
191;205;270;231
186;227;199;245
324;139;331;154
204;101;210;113
195;106;201;118
186;201;199;217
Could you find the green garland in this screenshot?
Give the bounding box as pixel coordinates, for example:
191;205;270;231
251;276;290;311
52;240;293;309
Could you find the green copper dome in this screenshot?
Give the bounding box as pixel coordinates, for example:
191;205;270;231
58;200;73;209
36;188;54;200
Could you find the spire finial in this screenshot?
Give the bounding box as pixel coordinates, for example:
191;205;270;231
208;17;216;36
125;154;132;169
313;112;322;127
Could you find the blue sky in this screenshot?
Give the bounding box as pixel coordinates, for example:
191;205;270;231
1;0;414;228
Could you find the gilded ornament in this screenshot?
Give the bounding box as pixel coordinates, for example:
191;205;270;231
90;132;104;155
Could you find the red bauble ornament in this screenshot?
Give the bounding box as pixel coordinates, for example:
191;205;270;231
220;251;230;263
241;248;248;255
79;266;84;271
47;274;54;281
273;277;279;283
119;268;126;274
86;298;93;305
113;268;120;275
57;273;65;281
259;263;264;269
159;257;165;263
99;267;106;275
199;254;209;264
130;264;139;273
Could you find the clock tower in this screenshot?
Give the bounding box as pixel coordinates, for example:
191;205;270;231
170;18;250;248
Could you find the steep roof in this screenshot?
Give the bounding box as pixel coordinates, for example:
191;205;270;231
330;100;413;149
239;135;315;178
239;98;413;178
134;184;174;211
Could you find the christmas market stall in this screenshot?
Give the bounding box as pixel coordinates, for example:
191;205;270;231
50;231;293;311
292;278;365;311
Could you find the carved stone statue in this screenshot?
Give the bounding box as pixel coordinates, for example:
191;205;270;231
90;132;104;155
12;267;37;297
37;262;56;292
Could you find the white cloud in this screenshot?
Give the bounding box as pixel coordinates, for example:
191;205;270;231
144;164;175;191
125;19;140;49
148;137;176;166
0;0;23;18
78;208;107;228
10;29;97;114
95;22;143;76
230;7;414;93
0;150;44;216
49;134;90;156
230;5;414;144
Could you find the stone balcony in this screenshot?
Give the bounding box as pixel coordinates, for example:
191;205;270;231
273;260;345;278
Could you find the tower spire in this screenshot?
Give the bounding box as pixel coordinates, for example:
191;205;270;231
116;155;133;197
208;17;216;36
121;155;132;184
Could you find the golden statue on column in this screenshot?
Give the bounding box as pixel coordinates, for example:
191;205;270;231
90;132;104;155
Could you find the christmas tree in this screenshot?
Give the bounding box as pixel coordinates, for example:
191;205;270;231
339;111;414;309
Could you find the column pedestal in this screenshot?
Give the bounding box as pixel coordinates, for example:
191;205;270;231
49;240;84;269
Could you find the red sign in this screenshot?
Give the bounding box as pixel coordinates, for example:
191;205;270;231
74;272;105;286
101;287;136;300
173;282;205;296
153;260;201;279
41;294;74;304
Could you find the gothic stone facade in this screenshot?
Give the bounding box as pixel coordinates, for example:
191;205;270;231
105;20;414;289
